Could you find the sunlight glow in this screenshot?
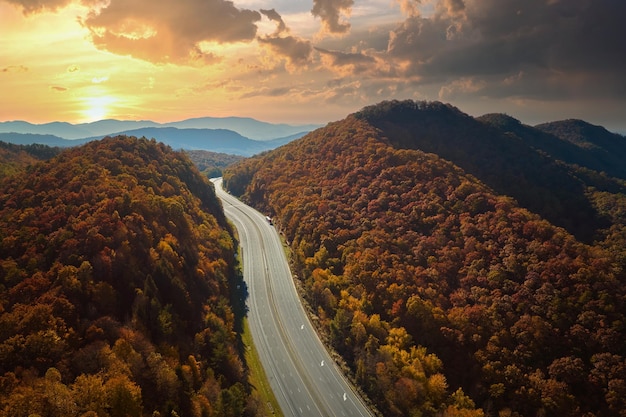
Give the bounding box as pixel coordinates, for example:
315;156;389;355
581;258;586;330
82;96;117;122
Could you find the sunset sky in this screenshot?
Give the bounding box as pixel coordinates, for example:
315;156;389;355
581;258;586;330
1;0;625;132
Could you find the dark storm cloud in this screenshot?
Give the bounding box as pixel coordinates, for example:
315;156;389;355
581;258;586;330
311;0;354;34
388;0;626;100
80;0;261;65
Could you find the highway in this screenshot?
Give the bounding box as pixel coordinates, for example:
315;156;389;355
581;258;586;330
211;178;373;417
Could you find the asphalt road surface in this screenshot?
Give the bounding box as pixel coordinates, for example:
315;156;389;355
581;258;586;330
212;178;373;417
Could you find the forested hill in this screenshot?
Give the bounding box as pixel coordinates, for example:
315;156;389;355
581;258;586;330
354;100;626;243
0;141;62;179
0;136;255;416
223;101;626;417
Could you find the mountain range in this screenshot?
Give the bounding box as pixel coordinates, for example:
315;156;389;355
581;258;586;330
0;116;322;140
2;99;626;417
223;99;626;417
0;116;321;156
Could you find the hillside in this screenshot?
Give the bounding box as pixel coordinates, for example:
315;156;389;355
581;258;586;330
0;137;256;416
536;119;626;158
185;150;245;178
354;101;626;243
477;115;626;181
223;101;626;417
0;141;61;178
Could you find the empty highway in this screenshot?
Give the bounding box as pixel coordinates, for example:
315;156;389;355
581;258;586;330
212;178;373;417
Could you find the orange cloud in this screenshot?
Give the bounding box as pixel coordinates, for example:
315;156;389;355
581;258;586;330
311;0;354;35
81;0;261;65
260;8;287;35
258;35;313;68
257;8;312;69
5;0;73;14
316;47;376;76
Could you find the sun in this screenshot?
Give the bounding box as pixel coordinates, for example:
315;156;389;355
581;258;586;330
82;96;117;121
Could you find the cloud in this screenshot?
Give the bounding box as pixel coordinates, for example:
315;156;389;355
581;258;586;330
4;0;73;14
256;8;313;69
239;86;293;99
1;65;28;73
50;85;67;91
316;47;376;75
384;0;626;101
320;79;373;105
394;0;422;17
258;35;313;68
438;77;486;100
260;8;287;34
311;0;354;35
80;0;261;65
5;0;102;14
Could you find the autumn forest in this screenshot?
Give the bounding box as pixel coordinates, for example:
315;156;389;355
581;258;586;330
0;137;255;416
1;99;626;417
224;101;626;417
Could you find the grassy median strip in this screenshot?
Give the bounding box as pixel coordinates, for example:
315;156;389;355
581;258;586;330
242;316;283;416
226;210;282;416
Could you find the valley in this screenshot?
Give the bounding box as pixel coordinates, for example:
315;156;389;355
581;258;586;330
213;178;373;416
1;100;625;417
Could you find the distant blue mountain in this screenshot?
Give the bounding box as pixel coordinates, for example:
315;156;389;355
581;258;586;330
0;127;311;157
0;121;93;140
0;132;89;147
0;116;321;141
163;117;322;140
94;127;286;156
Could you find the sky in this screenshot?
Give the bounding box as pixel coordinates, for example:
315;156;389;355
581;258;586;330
1;0;625;132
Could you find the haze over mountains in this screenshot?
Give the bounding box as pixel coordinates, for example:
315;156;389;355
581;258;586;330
0;116;321;156
0;116;321;140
